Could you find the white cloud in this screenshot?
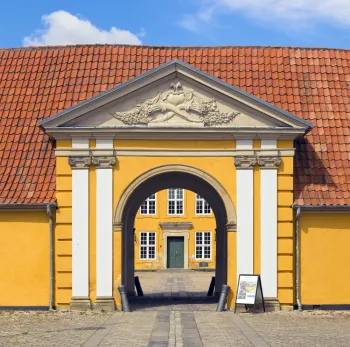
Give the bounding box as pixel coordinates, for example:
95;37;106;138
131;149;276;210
178;7;214;33
23;11;143;46
217;0;350;26
179;0;350;33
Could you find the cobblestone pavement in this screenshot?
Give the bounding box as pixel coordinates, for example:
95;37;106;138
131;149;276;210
2;310;350;347
1;271;350;346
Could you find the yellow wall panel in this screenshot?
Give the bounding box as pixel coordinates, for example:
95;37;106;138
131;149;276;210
278;191;293;206
56;176;72;191
278;207;293;222
56;207;72;224
277;140;294;149
55;224;72;240
278;157;293;175
56;157;71;176
300;213;350;304
56;139;72;148
56;256;72;272
56;192;72;208
278;272;293;288
278;222;293;238
56;272;72;288
278;176;293;191
56;240;72;255
0;211;50;306
278;255;293;271
55;288;72;305
278;238;293;254
278;288;294;304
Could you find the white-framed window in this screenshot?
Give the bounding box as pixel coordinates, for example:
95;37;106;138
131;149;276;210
168;188;184;215
195;194;211;215
195;232;211;260
140;232;156;260
140;193;156;215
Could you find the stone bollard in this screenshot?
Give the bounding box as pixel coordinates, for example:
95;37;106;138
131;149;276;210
216;285;230;312
118;285;131;312
207;276;215;296
135;276;144;296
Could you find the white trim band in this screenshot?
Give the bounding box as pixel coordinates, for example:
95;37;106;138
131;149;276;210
96;139;114;298
72;138;90;297
260;139;278;297
236;139;254;278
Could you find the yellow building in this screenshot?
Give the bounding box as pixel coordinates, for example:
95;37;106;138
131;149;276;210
134;189;216;270
1;45;350;312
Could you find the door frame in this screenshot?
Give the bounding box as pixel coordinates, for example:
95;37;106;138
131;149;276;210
160;222;191;269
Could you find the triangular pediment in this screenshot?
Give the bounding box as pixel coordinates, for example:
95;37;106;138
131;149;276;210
39;60;312;138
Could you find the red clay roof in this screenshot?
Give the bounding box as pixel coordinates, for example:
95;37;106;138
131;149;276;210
0;44;349;206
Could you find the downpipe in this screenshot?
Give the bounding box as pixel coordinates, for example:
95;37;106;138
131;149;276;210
46;205;54;311
295;207;302;311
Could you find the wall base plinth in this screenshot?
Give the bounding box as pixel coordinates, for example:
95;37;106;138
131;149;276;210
94;297;116;311
264;297;281;311
70;297;92;310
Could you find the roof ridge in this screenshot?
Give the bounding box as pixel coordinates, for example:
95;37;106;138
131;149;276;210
1;43;349;52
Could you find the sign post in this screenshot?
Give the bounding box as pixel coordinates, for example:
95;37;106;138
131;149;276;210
234;274;265;313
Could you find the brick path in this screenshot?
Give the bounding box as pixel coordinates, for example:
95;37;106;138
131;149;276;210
1;271;350;346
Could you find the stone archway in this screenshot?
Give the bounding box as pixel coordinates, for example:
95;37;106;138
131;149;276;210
114;164;237;295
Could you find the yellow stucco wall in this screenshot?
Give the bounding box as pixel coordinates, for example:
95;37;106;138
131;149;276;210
0;211;50;307
277;140;294;306
134;189;216;270
300;213;350;305
55;139;73;308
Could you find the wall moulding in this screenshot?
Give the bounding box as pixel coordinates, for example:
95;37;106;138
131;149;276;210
59;148;295;158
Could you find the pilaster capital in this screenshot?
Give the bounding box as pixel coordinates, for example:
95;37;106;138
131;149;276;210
234;156;257;170
68;156;92;169
257;156;281;169
92;156;116;168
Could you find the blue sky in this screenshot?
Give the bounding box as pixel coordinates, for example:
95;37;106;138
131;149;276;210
1;0;350;48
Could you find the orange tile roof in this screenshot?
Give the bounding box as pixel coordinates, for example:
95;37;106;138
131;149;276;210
0;44;349;206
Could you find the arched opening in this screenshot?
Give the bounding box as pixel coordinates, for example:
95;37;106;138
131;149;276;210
114;165;236;301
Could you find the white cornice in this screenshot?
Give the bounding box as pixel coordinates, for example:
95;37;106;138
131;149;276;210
47;127;305;141
55;148;295;157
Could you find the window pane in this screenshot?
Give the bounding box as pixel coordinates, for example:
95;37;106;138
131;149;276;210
140;246;147;259
196;232;203;244
196;200;202;214
140;201;148;214
168;189;175;199
149;246;155;259
176;201;183;214
176;189;183;199
204;201;211;214
204;232;211;245
140;233;147;245
168;201;175;214
149;232;155;245
196;246;202;259
204;246;211;259
149;201;156;214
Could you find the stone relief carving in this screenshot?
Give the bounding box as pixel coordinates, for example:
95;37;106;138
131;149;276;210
257;156;281;169
112;82;239;126
68;156;92;169
92;156;116;168
234;156;281;169
234;156;258;169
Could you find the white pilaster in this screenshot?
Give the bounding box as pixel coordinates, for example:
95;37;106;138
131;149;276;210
71;138;90;298
260;139;278;297
236;139;254;278
96;139;114;298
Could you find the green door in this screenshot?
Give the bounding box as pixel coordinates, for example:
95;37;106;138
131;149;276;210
167;237;184;268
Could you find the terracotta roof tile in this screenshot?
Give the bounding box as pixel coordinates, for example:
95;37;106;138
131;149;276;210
0;44;349;205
